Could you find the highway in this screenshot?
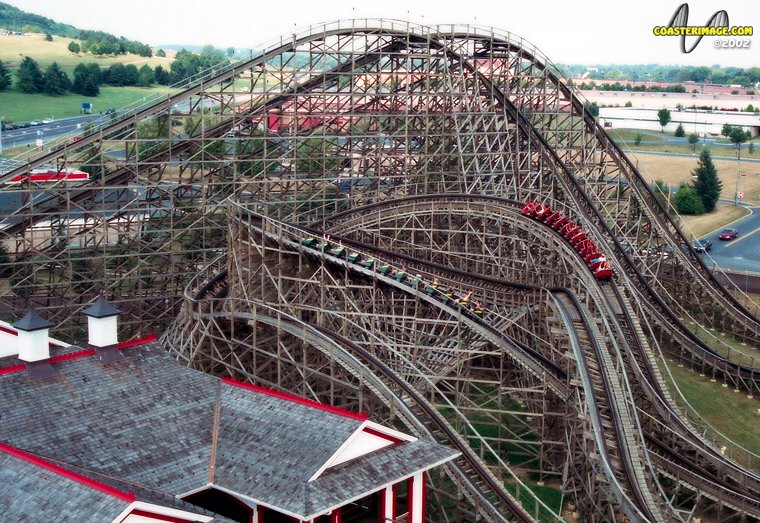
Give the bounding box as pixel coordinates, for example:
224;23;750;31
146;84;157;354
699;202;760;274
1;114;114;150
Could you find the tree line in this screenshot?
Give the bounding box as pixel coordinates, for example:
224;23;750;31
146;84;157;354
0;56;170;96
560;64;760;88
0;46;230;97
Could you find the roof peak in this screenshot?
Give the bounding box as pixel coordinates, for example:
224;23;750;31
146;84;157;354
82;296;121;318
12;309;53;332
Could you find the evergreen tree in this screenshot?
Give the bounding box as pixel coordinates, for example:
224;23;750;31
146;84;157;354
105;63;125;85
156;49;166;57
691;149;721;212
674;123;685;137
71;63;100;96
123;64;139;85
154;65;170;85
67;40;80;53
82;77;99;96
15;56;44;93
42;62;71;95
85;63;102;85
0;60;11;91
138;64;154;86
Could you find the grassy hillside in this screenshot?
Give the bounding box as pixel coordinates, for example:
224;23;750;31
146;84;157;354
0;1;78;37
0;32;176;122
0;32;174;74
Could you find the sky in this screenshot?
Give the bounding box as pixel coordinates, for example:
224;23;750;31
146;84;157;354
5;0;758;67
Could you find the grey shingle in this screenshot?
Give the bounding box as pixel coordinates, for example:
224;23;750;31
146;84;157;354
0;451;127;522
0;340;458;521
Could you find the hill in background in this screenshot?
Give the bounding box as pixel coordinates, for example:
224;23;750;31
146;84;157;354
0;1;78;37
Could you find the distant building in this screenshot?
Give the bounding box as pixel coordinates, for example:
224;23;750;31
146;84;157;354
0;303;458;523
599;107;760;137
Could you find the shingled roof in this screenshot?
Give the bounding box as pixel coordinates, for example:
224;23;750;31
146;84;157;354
0;341;458;521
0;442;220;523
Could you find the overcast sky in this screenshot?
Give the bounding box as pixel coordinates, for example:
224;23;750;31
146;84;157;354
6;0;757;67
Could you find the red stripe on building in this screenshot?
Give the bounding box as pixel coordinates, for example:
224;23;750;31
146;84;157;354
117;508;192;523
421;472;427;523
407;476;414;522
221;377;367;421
0;441;135;502
362;426;402;443
0;325;17;336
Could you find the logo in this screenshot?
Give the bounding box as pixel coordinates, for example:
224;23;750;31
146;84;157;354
652;3;753;53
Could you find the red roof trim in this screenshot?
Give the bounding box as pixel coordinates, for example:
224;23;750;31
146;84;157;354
0;333;157;375
221;377;368;421
0;325;17;336
118;333;158;349
117;508;192;523
49;348;96;363
0;441;135;502
362;426;402;443
0;363;26;375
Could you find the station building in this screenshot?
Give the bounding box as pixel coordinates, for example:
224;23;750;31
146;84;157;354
0;299;458;522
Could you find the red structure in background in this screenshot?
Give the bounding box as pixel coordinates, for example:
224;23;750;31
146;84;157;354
522;201;613;279
4;168;89;185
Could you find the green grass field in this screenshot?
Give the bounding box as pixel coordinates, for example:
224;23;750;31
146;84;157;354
659;358;760;465
606;128;668;143
0;33;174;74
0;85;174;122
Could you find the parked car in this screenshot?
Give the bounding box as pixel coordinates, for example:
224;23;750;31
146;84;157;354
692;240;712;253
718;228;739;241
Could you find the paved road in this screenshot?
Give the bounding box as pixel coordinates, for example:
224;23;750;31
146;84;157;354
1;114;115;150
698;203;760;274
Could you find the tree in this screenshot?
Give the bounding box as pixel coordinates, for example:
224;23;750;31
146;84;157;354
226;47;235;57
691;149;721;212
156;48;166;57
656;108;671;132
674;123;685;137
42;62;71;95
728;126;749;150
584;101;599;117
138;64;154;86
721;123;733;138
15;56;44;93
154;65;170;85
67;41;80;53
652;179;672;213
747;104;755;112
44;32;52;41
688;133;699;152
673;183;704;215
123;64;139;86
634;132;642;146
104;63;125;85
749;142;755;155
0;61;11;91
624;101;632;107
